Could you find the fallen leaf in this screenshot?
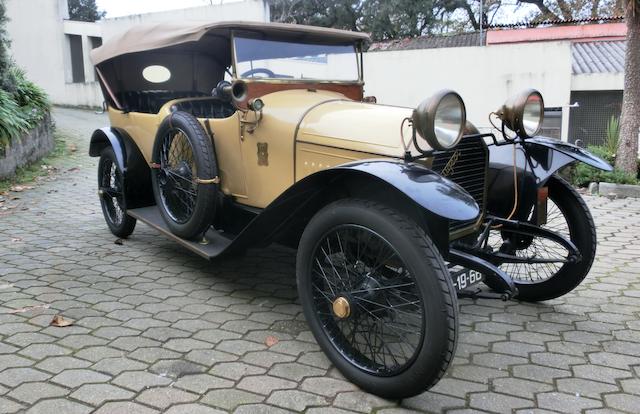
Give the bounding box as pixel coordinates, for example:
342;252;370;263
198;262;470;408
69;143;77;152
67;167;79;173
50;315;74;327
265;335;279;347
8;304;50;314
114;238;123;245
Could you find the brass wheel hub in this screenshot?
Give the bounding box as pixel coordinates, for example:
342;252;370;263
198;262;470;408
332;296;351;319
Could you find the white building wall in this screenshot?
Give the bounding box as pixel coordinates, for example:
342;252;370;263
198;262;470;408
363;41;574;135
6;0;103;107
6;0;269;108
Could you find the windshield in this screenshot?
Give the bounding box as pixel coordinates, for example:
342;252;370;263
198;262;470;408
234;36;360;81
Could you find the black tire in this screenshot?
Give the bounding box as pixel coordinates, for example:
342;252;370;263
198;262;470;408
98;147;136;238
296;199;458;399
485;175;596;301
151;111;218;240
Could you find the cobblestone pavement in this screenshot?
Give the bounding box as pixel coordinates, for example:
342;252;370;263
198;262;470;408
0;107;639;414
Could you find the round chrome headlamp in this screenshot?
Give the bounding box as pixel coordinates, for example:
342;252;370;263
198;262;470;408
499;89;544;138
412;90;466;151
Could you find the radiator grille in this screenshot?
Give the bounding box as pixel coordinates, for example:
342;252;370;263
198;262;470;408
431;136;488;233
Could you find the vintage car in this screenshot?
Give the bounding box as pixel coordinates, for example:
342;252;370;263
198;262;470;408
89;21;612;398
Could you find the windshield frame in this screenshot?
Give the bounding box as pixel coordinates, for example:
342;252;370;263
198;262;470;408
230;31;364;84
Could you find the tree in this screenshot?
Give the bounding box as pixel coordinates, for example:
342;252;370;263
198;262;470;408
0;0;12;90
616;0;640;174
68;0;106;22
521;0;623;21
270;0;471;40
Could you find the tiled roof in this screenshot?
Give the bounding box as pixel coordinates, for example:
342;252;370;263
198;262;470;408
571;41;626;74
368;32;484;52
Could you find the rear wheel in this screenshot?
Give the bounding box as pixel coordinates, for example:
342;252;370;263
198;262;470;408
485;175;596;301
151;111;218;240
296;199;458;399
98;147;136;238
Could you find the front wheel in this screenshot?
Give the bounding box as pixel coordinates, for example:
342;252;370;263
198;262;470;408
296;199;458;399
485;175;597;301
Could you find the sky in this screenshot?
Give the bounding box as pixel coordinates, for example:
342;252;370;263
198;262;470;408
95;0;241;18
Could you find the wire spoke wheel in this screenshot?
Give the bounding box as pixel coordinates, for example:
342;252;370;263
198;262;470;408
157;128;198;224
310;224;425;376
488;196;571;283
100;158;125;226
484;176;596;301
97;147;136;238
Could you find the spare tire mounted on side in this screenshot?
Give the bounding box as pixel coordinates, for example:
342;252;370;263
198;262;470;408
151;111;219;240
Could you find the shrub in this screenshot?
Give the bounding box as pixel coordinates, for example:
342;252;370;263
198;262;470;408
9;67;49;128
570;145;638;187
0;89;29;148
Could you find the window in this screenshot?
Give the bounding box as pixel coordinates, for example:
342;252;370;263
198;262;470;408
90;36;103;49
67;34;85;83
142;65;171;83
234;37;359;81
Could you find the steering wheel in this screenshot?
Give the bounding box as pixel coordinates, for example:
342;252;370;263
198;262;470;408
241;68;276;78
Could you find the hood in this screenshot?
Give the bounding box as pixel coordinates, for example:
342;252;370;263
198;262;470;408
297;100;416;157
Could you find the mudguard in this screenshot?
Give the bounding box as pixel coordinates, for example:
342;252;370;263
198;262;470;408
486;136;612;219
89;127;126;172
89;127;154;209
227;159;480;253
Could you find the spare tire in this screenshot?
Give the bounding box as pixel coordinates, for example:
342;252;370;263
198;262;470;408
151;111;218;240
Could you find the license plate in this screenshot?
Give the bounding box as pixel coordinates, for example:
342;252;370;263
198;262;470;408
452;269;484;291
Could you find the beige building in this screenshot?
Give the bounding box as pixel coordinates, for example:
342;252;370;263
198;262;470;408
6;0;269;107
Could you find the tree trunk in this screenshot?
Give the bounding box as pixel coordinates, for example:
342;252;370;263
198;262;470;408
616;3;640;174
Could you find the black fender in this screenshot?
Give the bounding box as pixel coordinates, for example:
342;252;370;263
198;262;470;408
89;127;126;172
486;136;612;220
89;127;154;209
226;159;479;254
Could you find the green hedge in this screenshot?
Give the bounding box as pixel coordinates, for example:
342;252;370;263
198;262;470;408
0;67;50;149
570;145;639;187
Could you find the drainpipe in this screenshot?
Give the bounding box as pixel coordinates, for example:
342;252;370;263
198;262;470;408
479;0;483;46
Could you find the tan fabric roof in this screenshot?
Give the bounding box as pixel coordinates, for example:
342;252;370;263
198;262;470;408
91;21;370;65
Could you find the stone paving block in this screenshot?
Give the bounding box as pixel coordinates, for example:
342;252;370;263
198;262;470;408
70;383;135;406
173;373;234;393
0;367;50;387
572;364;634;384
537;392;603;413
7;382;69;404
18;343;71;360
93;402;159;414
201;388;265;410
0;397;24;413
210;361;267;380
164;404;226;414
136;387;199;409
237;375;297;395
469;392;533;413
112;371;173;391
402;392;466;412
25;398;92;414
232;404;295;414
603;393;640;413
267;389;329;411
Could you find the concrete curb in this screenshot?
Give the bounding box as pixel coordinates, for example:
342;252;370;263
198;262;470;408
589;182;640;199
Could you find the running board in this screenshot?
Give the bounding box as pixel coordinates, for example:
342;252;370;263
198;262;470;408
127;206;233;260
